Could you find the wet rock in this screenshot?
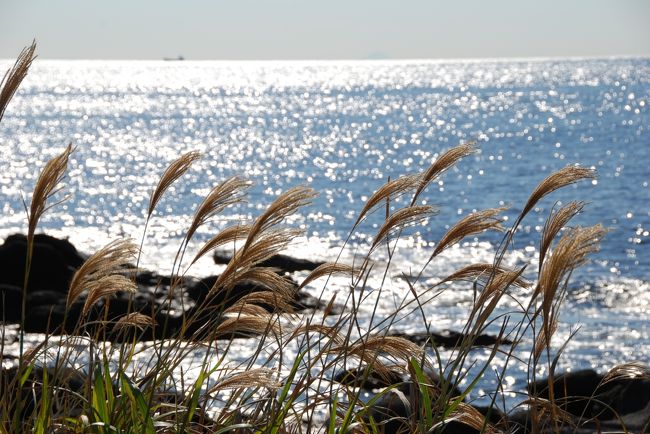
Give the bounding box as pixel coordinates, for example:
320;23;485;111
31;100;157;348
188;275;270;309
1;233;341;343
337;365;510;433
0;365;87;421
366;388;502;434
189;275;291;310
23;302;83;334
0;235;76;293
27;290;66;308
367;388;411;433
213;251;324;273
502;369;650;433
21;233;85;268
23;297;184;341
333;365;463;397
133;270;191;298
529;368;650;422
0;284;22;323
187;273;341;317
333;367;406;391
474;405;508;428
389;330;513;348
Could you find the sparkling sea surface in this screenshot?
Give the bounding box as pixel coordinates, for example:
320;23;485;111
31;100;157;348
0;58;649;412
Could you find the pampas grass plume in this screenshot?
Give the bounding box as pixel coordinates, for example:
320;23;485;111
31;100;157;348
148;150;202;218
0;41;36;122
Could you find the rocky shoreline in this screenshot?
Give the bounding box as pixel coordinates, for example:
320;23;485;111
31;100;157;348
1;233;648;432
0;232;514;345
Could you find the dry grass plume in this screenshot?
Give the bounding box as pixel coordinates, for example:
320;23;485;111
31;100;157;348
354;175;420;227
0;41;36;122
191;224;251;265
299;262;358;290
186;176;251;242
27;144;74;241
518;166;595;226
67;239;139;308
411;142;475;205
148;151;202;218
432;207;506;258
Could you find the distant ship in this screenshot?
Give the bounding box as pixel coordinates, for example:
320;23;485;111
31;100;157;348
163;55;185;61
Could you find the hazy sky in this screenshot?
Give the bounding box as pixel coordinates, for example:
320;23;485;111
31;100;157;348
1;0;649;60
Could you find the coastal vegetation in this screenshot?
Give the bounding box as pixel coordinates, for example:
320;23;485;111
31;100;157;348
1;43;648;433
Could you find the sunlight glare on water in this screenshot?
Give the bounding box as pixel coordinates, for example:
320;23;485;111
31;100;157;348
0;57;649;410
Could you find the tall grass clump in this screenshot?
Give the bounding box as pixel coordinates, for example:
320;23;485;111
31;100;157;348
0;42;639;434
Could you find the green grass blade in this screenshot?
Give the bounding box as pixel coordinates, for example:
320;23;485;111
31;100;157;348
34;366;49;434
120;372;155;434
410;357;433;430
264;350;305;434
183;367;208;430
327;394;338;434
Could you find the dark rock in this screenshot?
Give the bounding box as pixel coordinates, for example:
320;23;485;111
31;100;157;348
0;234;81;293
213;251;324;273
187;275;296;311
529;369;650;421
27;290;65;308
0;284;22;323
29;233;85;268
23;297;184;341
507;369;650;433
0;365;87;421
507;405;650;434
133;270;190;295
135;270;169;287
188;275;266;308
337;366;510;433
367;388;501;434
292;290;344;315
23;302;83;334
0;233;339;343
187;274;341;317
367;388;411;433
390;330;513;349
474;405;508;427
333;367;406;391
110;311;183;342
333;365;463;398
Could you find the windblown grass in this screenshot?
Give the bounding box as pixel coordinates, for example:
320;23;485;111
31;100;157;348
0;43;636;434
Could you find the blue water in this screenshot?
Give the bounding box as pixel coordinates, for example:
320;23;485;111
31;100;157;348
0;58;648;410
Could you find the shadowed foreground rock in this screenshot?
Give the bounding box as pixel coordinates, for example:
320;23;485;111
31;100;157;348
353;368;650;433
511;369;650;433
0;366;87;420
333;365;508;433
365;387;507;434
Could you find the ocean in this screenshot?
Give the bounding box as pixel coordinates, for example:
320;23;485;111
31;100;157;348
0;58;648;410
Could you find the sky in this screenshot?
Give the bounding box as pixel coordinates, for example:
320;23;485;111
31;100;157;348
1;0;649;60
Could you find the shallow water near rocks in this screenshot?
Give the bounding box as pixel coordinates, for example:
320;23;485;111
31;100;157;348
0;58;648;415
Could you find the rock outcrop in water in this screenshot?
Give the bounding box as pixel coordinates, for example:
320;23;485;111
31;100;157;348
0;233;512;347
0;234;84;293
0;233;336;341
213;250;325;272
388;330;514;348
